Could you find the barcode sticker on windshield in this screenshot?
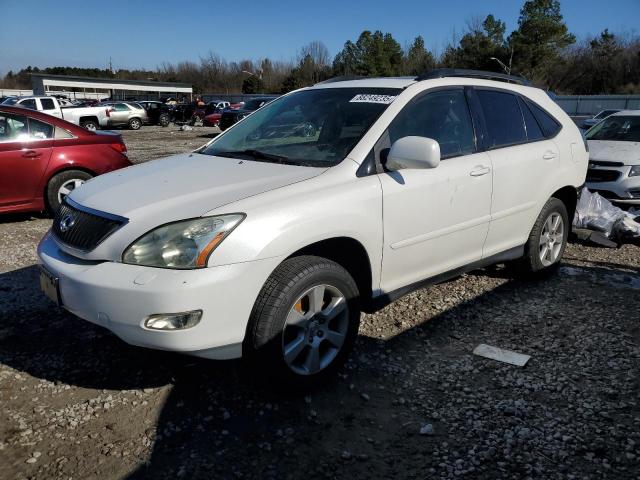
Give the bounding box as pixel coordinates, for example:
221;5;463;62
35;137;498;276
349;94;396;104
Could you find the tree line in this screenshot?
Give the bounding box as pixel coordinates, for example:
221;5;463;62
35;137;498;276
2;0;639;96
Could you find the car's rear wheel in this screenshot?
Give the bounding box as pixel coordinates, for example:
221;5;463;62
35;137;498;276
80;119;98;131
128;118;142;130
158;113;170;127
245;255;360;388
46;170;93;214
514;197;569;275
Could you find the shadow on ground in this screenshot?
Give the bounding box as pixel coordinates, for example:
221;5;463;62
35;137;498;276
1;261;639;479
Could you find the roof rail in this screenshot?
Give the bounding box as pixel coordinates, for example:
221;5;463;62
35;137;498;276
416;68;529;86
315;75;365;85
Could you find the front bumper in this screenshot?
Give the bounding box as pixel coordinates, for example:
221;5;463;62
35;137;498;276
37;232;282;359
586;165;640;206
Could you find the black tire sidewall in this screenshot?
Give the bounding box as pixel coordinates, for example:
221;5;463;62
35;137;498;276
246;256;360;387
46;170;93;214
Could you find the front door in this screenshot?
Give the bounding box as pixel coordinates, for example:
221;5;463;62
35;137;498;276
378;88;493;293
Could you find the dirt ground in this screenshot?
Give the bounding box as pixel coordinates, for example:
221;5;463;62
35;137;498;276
1;126;639;480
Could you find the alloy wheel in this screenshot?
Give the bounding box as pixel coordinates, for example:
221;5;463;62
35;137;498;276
57;179;85;204
282;284;349;375
539;212;564;266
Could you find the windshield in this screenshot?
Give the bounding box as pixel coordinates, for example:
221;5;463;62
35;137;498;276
2;98;19;105
200;87;401;167
242;99;270;110
586;116;640;142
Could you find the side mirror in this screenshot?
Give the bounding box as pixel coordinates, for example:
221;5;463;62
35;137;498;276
386;136;441;171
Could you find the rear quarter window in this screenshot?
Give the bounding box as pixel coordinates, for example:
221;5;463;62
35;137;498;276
526;100;562;138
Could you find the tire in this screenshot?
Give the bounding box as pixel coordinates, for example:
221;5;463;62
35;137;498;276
128;118;142;130
244;255;360;388
80;119;98;131
158;113;170;127
513;197;569;275
46;170;93;214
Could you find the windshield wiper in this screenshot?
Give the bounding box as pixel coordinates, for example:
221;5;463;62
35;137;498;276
214;149;293;164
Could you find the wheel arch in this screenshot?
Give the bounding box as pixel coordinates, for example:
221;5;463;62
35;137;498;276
285;236;374;310
551;185;579;221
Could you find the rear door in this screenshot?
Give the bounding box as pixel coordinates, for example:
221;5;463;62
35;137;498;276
474;88;560;257
378;88;493;292
0;112;53;207
109;103;131;125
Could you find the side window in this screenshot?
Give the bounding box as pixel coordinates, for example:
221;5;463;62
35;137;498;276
518;97;544;142
40;98;56;111
388;89;476;159
0;113;29;142
114;103;130;111
19;99;38;110
28;118;54;140
55;126;74;139
477;90;526;149
526;100;562;138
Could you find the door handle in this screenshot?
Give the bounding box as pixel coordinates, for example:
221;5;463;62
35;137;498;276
22;150;41;158
469;166;491;177
542;151;558;160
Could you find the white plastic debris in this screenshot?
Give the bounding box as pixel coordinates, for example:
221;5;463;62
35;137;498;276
180;125;193;131
473;344;531;367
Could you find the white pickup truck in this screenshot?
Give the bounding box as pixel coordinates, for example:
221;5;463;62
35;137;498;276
1;95;109;131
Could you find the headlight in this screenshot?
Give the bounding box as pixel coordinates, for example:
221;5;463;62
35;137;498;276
630;165;640;177
122;214;245;269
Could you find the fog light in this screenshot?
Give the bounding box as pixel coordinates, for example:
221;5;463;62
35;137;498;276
144;310;202;330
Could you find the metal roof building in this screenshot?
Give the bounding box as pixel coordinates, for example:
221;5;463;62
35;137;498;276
31;73;192;100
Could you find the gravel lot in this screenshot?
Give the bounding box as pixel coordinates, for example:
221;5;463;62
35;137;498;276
1;126;639;480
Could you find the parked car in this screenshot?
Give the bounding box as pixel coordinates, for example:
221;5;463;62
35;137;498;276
219;97;276;131
168;102;204;124
37;70;587;386
1;95;111;131
584;110;640;206
581;109;621;129
205;100;231;115
0;105;131;214
136;100;171;126
101;102;148;130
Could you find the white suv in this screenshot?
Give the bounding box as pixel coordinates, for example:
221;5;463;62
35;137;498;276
38;70;588;385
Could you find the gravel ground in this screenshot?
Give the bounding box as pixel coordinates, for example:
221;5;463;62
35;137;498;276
1;126;639;480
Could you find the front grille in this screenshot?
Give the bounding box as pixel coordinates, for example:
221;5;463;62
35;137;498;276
589;159;625;167
52;201;126;251
586;169;621;183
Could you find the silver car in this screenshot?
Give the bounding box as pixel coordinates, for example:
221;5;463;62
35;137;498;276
101;102;148;130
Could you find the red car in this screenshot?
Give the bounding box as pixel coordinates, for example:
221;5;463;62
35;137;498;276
203;111;222;127
0;105;131;215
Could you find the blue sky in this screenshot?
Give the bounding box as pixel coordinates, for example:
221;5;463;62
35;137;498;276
1;0;638;75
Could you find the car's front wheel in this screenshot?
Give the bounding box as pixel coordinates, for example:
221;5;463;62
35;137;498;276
245;255;360;388
514;197;569;275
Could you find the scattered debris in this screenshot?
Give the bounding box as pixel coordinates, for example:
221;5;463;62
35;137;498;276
473;344;531;367
179;125;193;131
574;189;640;243
419;424;435;435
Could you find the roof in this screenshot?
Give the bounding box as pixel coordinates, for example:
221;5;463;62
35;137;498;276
611;110;640;117
309;77;416;89
31;73;191;88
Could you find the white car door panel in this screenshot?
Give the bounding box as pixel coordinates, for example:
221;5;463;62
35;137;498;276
380;151;492;292
377;88;493;293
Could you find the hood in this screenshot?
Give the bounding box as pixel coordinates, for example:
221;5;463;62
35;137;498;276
69;152;326;222
588;140;640;165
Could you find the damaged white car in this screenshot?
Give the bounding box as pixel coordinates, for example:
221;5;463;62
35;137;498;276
585;110;640;207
